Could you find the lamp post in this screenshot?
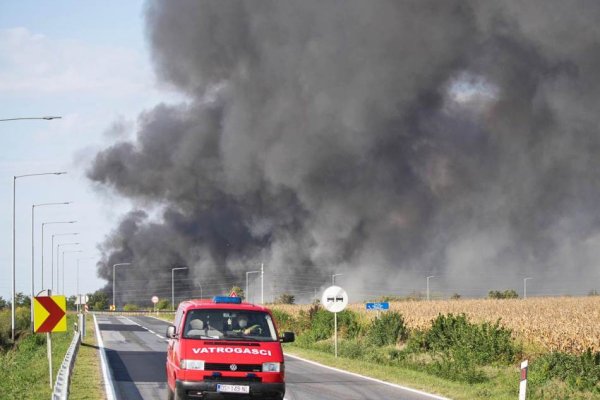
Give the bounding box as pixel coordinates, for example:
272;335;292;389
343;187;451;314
171;267;189;311
112;263;131;310
426;275;438;301
523;277;532;299
49;231;78;292
332;273;344;285
56;243;79;293
246;269;261;303
76;257;96;313
42;221;76;289
11;171;66;341
0;116;61;121
31;202;71;328
61;250;82;296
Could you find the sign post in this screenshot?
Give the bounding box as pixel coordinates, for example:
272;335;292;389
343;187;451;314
34;291;66;388
152;295;159;314
321;286;348;358
366;301;389;318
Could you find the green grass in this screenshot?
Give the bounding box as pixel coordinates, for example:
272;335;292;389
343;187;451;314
284;345;600;400
150;312;175;323
0;312;76;399
284;344;519;399
69;314;104;400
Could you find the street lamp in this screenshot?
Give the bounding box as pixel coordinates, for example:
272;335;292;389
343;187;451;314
332;273;344;285
11;171;66;341
171;267;189;311
0;116;61;121
523;277;532;299
31;202;71;328
49;231;78;292
56;243;79;293
426;275;438;301
42;221;76;289
246;269;261;303
76;257;96;313
62;250;82;296
113;263;131;310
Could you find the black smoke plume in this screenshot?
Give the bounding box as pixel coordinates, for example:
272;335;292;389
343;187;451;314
88;0;600;304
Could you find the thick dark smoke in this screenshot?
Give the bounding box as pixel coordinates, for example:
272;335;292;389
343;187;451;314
88;0;600;304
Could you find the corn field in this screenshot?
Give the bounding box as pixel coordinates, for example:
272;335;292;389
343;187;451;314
272;296;600;353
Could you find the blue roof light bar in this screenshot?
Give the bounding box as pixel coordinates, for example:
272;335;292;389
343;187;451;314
213;296;242;304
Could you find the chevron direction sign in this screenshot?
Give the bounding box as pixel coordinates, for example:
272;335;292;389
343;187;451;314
34;296;67;333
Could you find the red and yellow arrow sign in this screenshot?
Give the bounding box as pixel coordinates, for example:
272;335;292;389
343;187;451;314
34;296;66;333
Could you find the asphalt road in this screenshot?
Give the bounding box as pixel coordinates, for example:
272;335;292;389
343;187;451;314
95;314;447;400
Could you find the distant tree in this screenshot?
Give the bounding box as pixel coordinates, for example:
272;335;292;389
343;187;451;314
276;293;295;304
451;293;461;300
229;286;245;300
156;299;171;310
0;296;7;309
88;290;109;310
15;292;30;308
488;290;519;299
123;304;139;311
67;295;77;311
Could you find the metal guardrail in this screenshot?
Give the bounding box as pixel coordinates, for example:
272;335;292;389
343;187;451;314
51;330;81;400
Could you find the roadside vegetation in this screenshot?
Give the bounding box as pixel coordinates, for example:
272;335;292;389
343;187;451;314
272;300;600;399
69;314;104;400
0;309;76;399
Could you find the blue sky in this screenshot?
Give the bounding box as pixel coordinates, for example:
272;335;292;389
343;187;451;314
0;1;177;300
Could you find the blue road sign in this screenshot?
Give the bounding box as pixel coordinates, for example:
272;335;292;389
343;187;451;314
366;302;389;311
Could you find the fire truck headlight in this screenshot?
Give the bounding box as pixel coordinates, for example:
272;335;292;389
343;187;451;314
262;362;281;372
180;359;205;370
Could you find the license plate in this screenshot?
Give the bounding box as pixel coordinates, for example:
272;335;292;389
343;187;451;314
216;384;250;394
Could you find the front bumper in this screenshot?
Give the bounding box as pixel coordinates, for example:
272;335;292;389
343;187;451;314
176;379;285;399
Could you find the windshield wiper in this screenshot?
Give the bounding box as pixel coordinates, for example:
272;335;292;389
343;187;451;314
220;334;260;341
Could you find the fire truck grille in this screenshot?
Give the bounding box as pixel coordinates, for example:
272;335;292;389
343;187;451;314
203;375;262;383
205;363;262;372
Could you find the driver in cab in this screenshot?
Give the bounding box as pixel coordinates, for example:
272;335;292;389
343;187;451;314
234;314;262;335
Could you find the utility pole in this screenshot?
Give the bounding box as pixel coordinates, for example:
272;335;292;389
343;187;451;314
523;277;532;299
112;263;131;310
246;269;260;303
261;263;264;304
426;275;438;301
171;267;188;311
332;273;344;285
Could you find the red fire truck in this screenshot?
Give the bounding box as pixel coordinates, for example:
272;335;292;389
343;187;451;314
166;296;295;399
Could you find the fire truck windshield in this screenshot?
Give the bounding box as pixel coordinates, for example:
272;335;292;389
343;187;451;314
183;309;278;341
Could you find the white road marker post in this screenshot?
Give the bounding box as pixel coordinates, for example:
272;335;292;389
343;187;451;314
519;359;528;400
322;285;348;358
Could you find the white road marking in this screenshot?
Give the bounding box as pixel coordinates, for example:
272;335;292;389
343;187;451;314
94;314;117;400
284;353;450;400
123;316;168;342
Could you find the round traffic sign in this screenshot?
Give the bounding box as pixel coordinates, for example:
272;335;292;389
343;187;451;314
321;286;348;313
151;296;159;304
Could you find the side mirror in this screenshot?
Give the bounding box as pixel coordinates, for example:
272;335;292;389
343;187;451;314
280;332;295;343
166;325;177;339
